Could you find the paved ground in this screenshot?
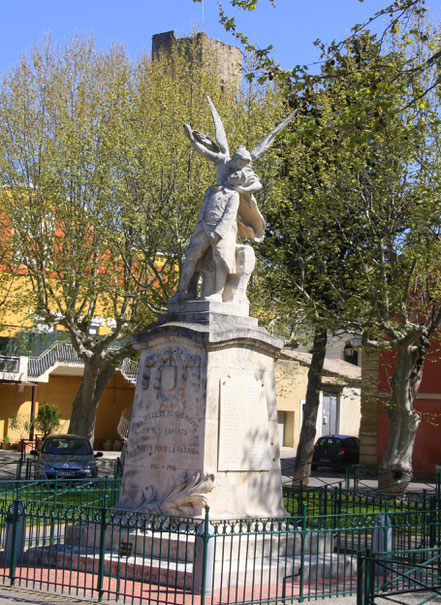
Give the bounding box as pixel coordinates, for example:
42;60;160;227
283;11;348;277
0;585;98;604
0;585;439;605
0;446;437;489
0;584;350;604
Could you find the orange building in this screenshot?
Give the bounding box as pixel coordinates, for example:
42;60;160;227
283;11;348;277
360;345;441;476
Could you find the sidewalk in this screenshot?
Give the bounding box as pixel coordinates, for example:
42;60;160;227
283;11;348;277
0;585;98;604
0;584;355;605
0;585;436;605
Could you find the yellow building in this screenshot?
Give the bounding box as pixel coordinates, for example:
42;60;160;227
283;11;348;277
275;350;361;449
0;281;137;450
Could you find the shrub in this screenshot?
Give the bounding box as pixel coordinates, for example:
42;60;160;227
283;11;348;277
34;404;61;438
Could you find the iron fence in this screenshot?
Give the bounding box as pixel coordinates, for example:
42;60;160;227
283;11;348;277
283;482;441;517
0;497;440;604
357;547;441;605
0;477;121;509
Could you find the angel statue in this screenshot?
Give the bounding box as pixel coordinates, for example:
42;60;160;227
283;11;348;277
170;97;294;305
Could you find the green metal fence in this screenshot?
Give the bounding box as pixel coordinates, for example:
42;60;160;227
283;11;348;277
0;477;121;508
0;497;440;604
357;547;441;605
283;482;441;517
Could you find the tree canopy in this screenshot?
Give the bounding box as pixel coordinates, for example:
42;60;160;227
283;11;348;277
0;34;287;441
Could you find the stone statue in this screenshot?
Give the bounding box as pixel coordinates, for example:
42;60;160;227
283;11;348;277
171;97;294;304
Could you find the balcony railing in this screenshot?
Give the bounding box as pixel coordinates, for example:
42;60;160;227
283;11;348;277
120;358;139;384
27;341;82;379
27;340;138;384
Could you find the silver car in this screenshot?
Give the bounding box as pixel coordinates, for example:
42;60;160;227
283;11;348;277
33;434;103;479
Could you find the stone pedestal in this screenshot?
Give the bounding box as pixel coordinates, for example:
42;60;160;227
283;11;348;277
116;301;286;520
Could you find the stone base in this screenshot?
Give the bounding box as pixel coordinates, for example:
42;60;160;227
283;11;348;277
119;307;286;519
167;299;253;321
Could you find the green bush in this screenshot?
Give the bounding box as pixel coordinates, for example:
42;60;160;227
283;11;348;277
34;404;61;438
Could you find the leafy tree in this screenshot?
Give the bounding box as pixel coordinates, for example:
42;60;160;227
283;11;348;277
256;33;383;484
261;18;441;489
203;0;441;490
34;404;61;438
0;35;286;442
353;25;441;490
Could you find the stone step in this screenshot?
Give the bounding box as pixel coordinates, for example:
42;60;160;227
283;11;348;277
65;524;197;560
65;523;334;564
26;546;195;590
26;544;355;592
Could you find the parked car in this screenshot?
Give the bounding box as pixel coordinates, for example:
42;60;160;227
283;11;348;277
312;435;360;470
32;434;103;479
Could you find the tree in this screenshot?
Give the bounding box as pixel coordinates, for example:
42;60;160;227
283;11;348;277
0;35;286;442
255;34;384;484
237;7;441;490
34;404;62;438
201;0;441;119
353;25;441;490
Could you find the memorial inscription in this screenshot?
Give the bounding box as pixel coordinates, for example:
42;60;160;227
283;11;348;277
218;373;272;472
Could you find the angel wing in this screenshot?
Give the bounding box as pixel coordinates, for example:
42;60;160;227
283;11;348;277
250;110;296;162
207;96;230;158
192;129;220;153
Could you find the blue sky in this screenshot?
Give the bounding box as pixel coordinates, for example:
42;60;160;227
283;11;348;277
0;1;439;75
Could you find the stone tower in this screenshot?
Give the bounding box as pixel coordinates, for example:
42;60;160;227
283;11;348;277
152;31;242;92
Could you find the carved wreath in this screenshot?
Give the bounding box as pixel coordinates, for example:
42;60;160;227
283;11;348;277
133;471;214;516
142;347;201;407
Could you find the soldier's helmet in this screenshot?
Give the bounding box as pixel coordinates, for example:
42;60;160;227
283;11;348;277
231;145;252;163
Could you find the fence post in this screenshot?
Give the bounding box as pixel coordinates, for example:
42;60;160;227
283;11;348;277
372;511;392;586
363;548;374;605
15;459;22;480
298;503;307;603
104;476;109;508
194;506;214;599
96;505;108;602
357;551;364;605
6;500;25;585
429;496;437;548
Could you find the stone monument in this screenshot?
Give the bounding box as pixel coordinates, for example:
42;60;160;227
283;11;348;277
116;98;295;520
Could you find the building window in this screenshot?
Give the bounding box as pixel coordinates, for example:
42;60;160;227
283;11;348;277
343;344;359;366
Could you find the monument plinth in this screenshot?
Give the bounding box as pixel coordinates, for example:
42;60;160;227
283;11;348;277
116;301;285;519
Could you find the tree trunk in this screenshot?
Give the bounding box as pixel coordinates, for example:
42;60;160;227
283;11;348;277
68;358;116;443
378;333;428;493
292;327;327;486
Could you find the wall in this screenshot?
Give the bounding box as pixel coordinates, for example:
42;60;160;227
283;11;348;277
0;371;135;447
361;343;441;475
152;31;242;93
275;359;308;449
0;384;33;440
275;358;361;448
377;400;441;475
359;348;380;469
339;386;362;436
